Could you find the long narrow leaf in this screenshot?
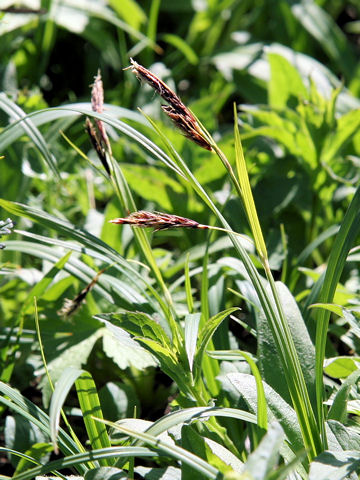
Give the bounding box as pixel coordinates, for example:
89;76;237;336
314;185;360;440
49;368;88;454
95;419;221;479
11;447;157;480
0;106;184;178
207;350;268;431
0;382;87;473
75;371;113;465
0;93;59;178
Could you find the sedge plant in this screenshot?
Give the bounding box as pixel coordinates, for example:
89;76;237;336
118;59;322;460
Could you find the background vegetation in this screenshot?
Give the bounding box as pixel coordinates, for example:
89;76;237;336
0;0;360;478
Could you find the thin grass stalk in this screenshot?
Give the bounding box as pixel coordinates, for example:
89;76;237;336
199;245;220;397
106;153;181;348
33;298;89;461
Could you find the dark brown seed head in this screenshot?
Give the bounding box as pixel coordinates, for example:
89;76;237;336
58;268;106;317
85;117;111;175
161;106;212;151
110;210;208;231
126;59;212;151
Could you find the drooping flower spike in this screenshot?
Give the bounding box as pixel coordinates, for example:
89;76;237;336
58;267;107;317
126;59;212;151
85;70;112;174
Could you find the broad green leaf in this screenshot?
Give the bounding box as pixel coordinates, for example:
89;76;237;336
243;423;284;480
309;450;360;480
180;425;223;479
101;320;157;370
97;311;171;348
121;164;184;211
134;338;182;384
108;0;146;30
292;1;357;78
99;382;140;423
241;107;318;169
204;436;243;474
324;357;360;379
257;282;316;406
268;53;308;108
0;11;39;35
220;372;304;454
328;370;360;423
214;42;359;113
326;420;360;453
322;109;360;163
184;313;201;372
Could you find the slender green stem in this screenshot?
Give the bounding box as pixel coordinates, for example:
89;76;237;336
202;225;253;247
211;143;243;201
34;298;89;459
107;153;182;349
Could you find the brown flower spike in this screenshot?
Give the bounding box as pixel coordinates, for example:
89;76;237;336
126;59;212;151
58;267;107;317
110;211;209;232
85;70;112;174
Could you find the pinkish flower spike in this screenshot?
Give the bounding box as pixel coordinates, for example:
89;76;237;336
110;211;209;231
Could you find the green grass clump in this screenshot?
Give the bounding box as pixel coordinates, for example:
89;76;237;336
0;1;360;479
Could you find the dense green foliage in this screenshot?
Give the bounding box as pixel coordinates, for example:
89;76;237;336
1;1;360;479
